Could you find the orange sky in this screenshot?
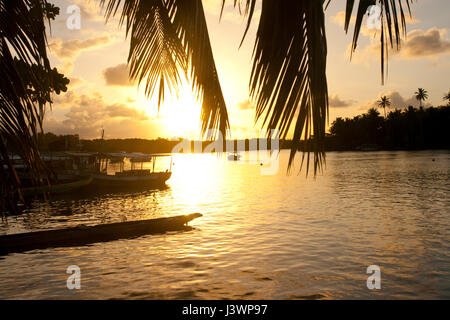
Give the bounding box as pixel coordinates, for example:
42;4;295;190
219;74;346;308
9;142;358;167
45;0;450;140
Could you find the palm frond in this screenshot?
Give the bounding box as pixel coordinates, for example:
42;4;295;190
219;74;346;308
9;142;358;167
173;0;230;137
102;0;186;110
227;0;329;174
0;0;53;213
345;0;413;84
101;0;230;138
227;0;413;174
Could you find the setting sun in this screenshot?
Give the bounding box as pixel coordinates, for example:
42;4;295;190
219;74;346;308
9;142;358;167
134;85;202;139
160;89;202;139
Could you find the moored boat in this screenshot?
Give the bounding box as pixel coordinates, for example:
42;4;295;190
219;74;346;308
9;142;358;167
21;175;93;197
91;153;173;187
91;171;171;187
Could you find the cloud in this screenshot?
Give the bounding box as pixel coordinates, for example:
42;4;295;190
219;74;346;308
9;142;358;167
331;11;352;27
358;90;430;111
352;28;450;62
400;28;450;59
44;91;153;138
52;90;77;106
331;11;380;40
106;104;148;120
382;91;418;108
238;95;355;111
67;77;84;88
329;94;355;108
237;99;255;110
103;63;134;86
49;35;111;60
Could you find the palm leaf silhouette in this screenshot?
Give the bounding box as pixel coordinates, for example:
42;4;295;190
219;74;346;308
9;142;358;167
101;0;230;138
101;0;412;174
345;0;412;84
0;0;53;212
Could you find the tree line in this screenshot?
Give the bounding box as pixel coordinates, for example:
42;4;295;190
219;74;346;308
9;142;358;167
34;134;285;154
26;98;450;156
327;104;449;151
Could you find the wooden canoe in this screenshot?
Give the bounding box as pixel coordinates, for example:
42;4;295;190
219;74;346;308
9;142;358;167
0;213;202;255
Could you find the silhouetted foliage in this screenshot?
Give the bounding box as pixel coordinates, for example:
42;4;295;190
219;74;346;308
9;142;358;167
377;96;390;118
328;106;450;151
0;0;63;213
443;91;450;105
13;58;69;106
28;104;450;156
36;132;80;152
415;88;428;108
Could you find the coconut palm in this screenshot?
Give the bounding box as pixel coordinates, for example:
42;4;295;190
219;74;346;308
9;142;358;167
1;0;414;212
443;91;450;105
415;88;429;108
99;0;413;174
377;96;391;118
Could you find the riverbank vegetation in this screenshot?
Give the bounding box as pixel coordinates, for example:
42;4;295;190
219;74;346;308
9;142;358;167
327;105;450;151
19;105;449;155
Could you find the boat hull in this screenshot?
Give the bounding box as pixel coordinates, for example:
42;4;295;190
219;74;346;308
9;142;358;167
91;172;171;187
21;176;93;197
0;213;202;255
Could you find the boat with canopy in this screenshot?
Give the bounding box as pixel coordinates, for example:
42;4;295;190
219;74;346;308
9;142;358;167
91;152;172;187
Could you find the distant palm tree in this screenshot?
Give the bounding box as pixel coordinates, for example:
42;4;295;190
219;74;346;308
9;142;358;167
443;91;450;105
377;96;391;118
415;88;429;108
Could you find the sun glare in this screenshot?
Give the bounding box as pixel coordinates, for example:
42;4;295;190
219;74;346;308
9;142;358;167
136;86;202;139
161;90;202;139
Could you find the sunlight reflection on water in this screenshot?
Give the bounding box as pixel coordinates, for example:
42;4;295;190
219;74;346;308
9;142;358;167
0;150;449;299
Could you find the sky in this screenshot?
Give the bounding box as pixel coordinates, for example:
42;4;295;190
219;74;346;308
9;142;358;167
44;0;450;140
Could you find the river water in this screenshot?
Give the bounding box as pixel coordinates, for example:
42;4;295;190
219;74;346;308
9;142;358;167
0;150;449;299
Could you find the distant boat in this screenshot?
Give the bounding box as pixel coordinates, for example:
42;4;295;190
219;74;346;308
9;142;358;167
227;152;242;161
